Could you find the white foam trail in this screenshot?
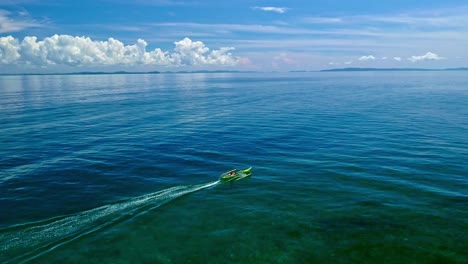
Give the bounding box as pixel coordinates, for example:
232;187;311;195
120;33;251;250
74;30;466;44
0;180;219;263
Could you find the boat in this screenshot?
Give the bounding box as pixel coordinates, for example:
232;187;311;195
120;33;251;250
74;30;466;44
220;167;252;182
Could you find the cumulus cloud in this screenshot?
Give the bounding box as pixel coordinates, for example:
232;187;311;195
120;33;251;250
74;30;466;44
408;52;445;62
0;35;20;63
252;6;288;14
0;35;239;67
358;55;375;61
393;57;402;61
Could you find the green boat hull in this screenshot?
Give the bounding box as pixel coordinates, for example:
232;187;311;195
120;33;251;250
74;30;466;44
220;167;252;182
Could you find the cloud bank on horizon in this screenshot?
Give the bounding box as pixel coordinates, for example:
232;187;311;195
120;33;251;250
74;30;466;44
0;35;238;67
358;55;376;61
408;52;445;63
329;52;446;66
0;1;467;72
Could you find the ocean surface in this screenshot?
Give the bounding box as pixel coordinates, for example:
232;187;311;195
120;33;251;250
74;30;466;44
0;72;467;263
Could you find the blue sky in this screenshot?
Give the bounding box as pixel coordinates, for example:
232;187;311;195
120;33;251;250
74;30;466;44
1;0;467;72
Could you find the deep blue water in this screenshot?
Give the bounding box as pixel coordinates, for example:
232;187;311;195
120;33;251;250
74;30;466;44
0;72;467;263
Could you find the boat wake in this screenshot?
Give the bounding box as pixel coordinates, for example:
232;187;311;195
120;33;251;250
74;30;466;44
0;180;220;263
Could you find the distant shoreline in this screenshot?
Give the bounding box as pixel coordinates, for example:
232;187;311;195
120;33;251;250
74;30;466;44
1;68;467;76
320;67;468;72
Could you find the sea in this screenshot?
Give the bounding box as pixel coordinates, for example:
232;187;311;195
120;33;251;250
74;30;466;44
0;72;467;263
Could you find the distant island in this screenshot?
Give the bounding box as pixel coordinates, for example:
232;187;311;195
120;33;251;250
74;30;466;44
321;67;468;72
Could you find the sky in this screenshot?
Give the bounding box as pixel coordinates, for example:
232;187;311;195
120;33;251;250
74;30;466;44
0;0;467;73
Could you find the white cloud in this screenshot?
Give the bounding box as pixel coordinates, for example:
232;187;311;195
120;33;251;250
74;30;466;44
151;22;315;35
358;12;468;28
0;35;20;63
408;52;445;62
344;61;353;65
0;35;239;67
302;17;343;24
252;6;288;14
0;9;42;33
171;37;237;65
393;57;402;61
358;55;375;61
298;7;468;28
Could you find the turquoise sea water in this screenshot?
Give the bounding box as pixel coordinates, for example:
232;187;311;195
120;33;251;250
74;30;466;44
0;72;467;263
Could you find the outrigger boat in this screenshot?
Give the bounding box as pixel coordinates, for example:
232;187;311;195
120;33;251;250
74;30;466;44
220;167;252;182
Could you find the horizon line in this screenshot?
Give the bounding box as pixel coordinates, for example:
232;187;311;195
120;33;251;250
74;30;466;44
1;67;468;76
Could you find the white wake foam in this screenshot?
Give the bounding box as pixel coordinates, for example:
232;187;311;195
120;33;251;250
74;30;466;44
0;180;219;263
